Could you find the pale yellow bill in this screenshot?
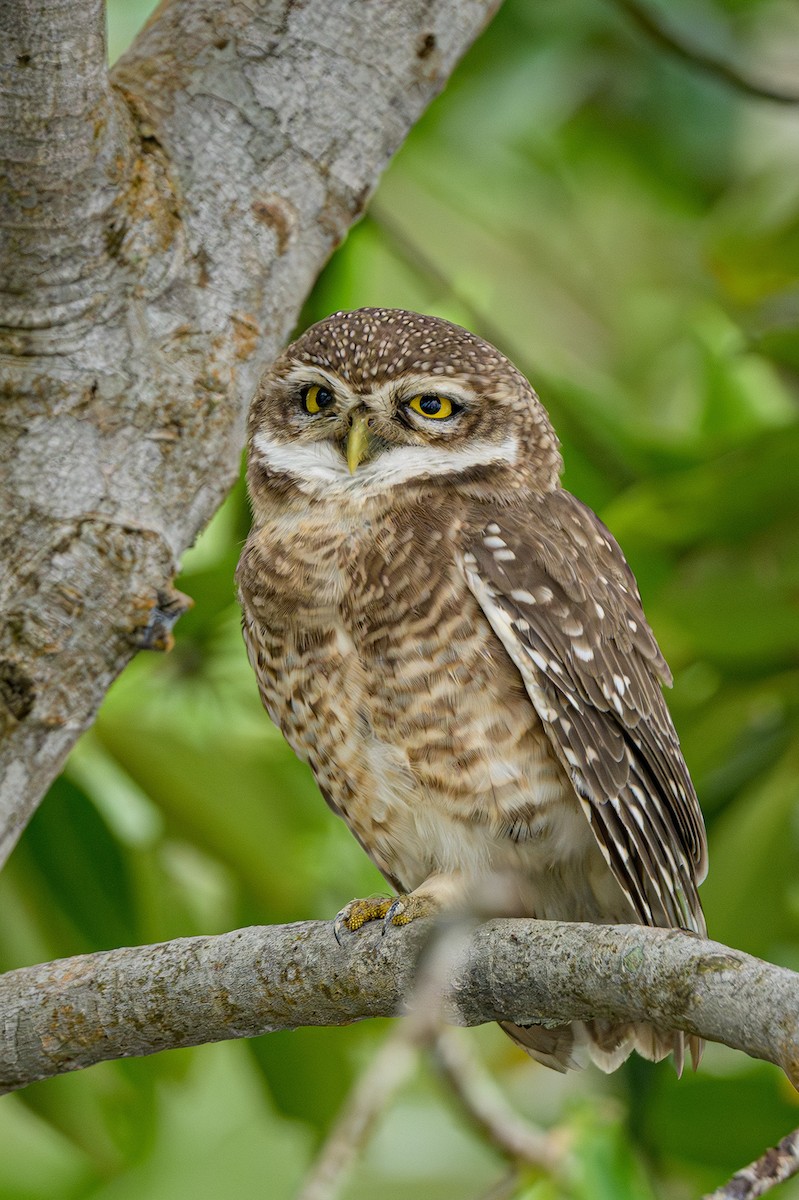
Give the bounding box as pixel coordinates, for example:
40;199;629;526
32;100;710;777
346;413;371;474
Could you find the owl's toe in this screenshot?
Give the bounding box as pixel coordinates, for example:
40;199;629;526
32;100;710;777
333;895;393;944
382;892;438;932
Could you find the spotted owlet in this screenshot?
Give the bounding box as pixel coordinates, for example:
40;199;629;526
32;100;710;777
237;308;707;1074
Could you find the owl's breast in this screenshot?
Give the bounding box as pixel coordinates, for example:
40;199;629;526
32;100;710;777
238;501;579;892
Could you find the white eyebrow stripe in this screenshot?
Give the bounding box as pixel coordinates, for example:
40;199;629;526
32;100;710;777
283;365;345;393
252;432;519;496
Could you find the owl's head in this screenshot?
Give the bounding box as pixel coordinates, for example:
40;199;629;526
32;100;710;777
247;308;562;501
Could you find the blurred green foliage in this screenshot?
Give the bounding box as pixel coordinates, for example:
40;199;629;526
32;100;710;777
3;0;799;1196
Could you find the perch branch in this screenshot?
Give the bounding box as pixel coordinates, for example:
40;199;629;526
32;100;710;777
0;918;797;1095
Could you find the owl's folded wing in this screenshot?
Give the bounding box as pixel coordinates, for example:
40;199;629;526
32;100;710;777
460;488;707;935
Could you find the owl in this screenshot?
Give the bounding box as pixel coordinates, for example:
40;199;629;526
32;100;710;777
236;308;707;1074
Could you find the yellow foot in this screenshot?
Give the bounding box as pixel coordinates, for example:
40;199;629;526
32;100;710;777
333;892;443;945
333;892;441;943
333;896;393;943
334;879;459;943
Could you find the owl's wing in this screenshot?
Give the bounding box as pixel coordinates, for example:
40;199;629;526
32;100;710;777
460;488;707;935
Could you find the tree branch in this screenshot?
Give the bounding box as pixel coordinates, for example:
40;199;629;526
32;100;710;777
0;0;500;867
295;1028;420;1200
610;0;799;106
431;1030;562;1171
704;1128;799;1199
1;918;797;1095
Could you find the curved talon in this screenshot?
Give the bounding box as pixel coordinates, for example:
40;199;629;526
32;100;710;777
333;914;348;946
382;893;437;932
382;897;409;933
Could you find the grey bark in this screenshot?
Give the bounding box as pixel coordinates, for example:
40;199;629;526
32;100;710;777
0;0;500;865
1;918;797;1094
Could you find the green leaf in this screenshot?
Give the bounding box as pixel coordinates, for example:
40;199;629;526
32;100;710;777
86;1043;311;1200
701;746;799;959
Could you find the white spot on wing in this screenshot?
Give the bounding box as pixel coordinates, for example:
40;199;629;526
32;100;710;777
630;805;646;830
460;556;560;724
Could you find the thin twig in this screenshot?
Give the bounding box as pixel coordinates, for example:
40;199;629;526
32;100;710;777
368;206;637;488
295;1029;420;1200
611;0;799;106
474;1167;523;1200
366;206;511;360
298;918;565;1200
703;1127;799;1199
432;1029;564;1173
295;918;475;1200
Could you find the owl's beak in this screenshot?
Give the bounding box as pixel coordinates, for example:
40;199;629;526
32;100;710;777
346;412;372;474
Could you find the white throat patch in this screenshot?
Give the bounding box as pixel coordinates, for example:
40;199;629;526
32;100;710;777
252;432;519;496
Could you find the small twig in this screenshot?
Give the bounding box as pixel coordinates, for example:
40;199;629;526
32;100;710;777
295;919;475;1200
703;1127;799;1199
298;919;565;1200
474;1167;523;1200
432;1029;564;1173
611;0;799;106
295;1029;420;1200
368;206;637;488
366;206;512;360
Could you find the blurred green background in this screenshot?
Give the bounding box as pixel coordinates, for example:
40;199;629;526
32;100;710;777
2;0;799;1196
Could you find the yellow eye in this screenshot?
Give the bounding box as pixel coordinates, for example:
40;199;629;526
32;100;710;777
408;393;456;420
304;384;335;414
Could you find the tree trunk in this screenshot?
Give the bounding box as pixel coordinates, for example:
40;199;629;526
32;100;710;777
0;0;500;864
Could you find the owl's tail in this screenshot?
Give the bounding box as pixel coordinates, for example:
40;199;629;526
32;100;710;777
500;1019;702;1075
